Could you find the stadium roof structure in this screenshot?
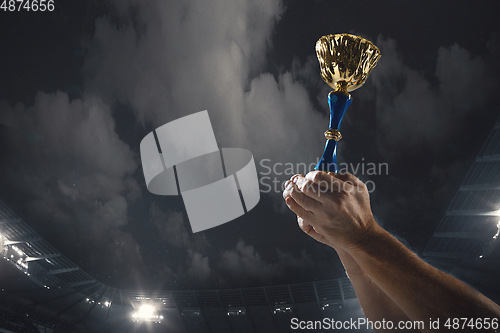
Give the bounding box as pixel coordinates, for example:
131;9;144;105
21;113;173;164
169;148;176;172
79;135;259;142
0;200;365;332
424;118;500;303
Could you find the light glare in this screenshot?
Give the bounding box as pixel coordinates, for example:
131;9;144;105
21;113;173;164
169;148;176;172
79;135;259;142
138;304;155;318
131;304;162;323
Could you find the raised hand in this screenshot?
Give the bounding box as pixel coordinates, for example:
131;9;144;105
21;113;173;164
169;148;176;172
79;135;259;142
283;171;379;251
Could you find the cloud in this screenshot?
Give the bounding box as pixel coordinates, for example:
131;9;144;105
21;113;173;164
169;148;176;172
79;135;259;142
187;252;211;282
96;195;129;227
436;43;497;111
83;0;284;126
149;202;191;248
148;202;210;251
367;34;499;154
3;0;315;288
218;239;282;283
0;91;143;281
275;247;314;269
368;36;443;150
80;0;339;239
217;239;315;285
83;0;327;182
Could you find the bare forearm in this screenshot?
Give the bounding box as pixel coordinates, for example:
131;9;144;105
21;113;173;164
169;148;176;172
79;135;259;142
282;172;500;332
348;226;500;332
337;248;420;332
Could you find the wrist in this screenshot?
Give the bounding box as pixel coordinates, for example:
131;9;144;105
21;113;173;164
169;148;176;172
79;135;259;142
342;221;387;256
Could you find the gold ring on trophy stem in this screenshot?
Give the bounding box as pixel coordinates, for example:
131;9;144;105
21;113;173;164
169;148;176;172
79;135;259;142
325;129;342;141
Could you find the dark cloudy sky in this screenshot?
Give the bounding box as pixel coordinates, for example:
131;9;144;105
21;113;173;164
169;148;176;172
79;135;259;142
0;0;499;291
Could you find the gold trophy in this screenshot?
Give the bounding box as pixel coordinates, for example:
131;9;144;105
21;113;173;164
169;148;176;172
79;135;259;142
314;34;381;172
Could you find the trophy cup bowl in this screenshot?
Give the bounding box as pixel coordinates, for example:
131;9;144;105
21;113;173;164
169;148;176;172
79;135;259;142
315;33;381;172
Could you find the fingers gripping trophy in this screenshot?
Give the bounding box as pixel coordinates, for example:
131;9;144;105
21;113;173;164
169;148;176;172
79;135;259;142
314;34;381;172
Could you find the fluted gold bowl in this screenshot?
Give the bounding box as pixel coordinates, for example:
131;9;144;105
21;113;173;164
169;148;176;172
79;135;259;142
316;34;381;95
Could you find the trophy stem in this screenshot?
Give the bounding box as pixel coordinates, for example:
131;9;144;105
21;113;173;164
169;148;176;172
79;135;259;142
315;92;352;172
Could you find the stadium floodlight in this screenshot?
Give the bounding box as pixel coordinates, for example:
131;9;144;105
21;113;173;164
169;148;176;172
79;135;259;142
138;304;155;318
131;304;162;323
